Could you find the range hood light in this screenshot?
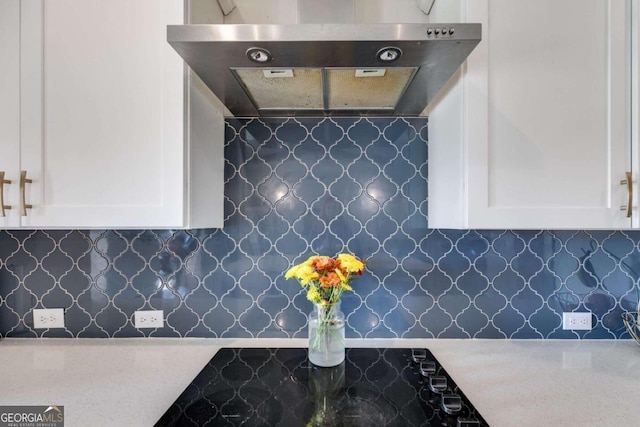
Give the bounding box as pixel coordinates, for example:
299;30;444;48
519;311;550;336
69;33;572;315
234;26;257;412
377;47;402;63
246;47;273;63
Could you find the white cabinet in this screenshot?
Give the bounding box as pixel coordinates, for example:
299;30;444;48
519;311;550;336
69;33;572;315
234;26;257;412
429;0;633;229
1;0;223;229
0;0;20;229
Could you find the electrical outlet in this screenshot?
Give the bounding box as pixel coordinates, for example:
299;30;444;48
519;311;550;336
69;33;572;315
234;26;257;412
562;312;592;330
33;308;65;329
134;310;164;328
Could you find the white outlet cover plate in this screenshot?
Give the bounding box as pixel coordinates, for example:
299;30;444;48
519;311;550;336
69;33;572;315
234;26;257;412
562;312;592;330
33;308;65;329
134;310;164;328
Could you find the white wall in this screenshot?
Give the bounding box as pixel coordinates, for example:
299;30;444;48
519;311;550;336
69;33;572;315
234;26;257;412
353;0;430;23
190;0;225;24
428;0;462;23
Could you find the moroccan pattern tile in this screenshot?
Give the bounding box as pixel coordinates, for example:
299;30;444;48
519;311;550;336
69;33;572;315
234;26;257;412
0;118;638;339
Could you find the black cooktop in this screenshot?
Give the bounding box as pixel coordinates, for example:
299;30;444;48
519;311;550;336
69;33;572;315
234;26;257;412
155;348;489;427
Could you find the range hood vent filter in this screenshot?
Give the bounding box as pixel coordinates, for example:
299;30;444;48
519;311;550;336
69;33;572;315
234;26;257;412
234;68;324;110
234;67;416;112
327;67;415;110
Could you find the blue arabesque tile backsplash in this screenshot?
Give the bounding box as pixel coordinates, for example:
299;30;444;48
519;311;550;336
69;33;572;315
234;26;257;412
1;118;638;339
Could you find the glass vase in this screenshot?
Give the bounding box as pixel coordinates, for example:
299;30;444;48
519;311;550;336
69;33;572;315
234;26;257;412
308;301;345;367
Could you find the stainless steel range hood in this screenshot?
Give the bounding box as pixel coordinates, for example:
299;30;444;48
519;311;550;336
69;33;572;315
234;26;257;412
167;23;481;117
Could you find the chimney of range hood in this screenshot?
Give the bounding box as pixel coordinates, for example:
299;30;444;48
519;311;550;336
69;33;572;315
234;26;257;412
297;0;356;24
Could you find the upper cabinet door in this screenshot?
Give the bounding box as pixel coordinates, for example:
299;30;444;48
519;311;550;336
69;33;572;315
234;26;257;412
20;0;185;229
0;1;20;228
430;0;632;229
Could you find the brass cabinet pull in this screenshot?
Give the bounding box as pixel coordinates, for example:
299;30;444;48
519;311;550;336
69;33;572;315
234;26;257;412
620;171;633;218
0;171;11;217
20;171;33;217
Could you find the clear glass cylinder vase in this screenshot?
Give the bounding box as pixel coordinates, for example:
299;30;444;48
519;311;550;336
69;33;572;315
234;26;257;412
308;301;345;367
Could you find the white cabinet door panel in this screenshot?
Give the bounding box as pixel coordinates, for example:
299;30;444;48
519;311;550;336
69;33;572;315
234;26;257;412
20;0;185;228
0;0;20;228
466;0;630;229
430;0;631;230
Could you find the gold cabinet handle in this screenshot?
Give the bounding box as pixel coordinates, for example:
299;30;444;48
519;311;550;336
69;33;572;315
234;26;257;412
0;171;11;217
20;170;33;217
620;171;633;218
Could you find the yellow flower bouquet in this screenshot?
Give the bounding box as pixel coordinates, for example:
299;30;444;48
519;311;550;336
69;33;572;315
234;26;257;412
285;253;365;366
285;253;365;306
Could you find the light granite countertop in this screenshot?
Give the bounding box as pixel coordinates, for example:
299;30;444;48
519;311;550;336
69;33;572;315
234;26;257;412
1;338;639;426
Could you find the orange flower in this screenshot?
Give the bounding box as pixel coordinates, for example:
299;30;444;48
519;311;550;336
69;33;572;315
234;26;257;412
312;256;337;272
319;272;341;288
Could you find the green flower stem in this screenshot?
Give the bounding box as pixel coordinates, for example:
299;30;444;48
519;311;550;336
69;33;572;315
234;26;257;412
311;303;344;354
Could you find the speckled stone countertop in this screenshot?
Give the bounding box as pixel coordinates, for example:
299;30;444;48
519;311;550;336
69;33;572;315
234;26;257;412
1;338;639;426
